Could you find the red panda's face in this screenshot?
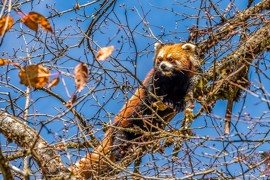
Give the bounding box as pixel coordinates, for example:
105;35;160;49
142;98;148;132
154;43;197;77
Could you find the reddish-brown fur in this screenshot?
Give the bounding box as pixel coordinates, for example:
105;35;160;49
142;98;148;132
75;43;197;179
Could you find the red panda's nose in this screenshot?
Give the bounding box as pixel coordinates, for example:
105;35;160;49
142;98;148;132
160;63;167;70
159;61;173;72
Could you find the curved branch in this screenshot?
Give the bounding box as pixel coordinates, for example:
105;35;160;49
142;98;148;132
198;0;270;56
0;111;75;179
205;22;270;90
182;22;270;134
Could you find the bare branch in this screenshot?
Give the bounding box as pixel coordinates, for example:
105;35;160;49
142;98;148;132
198;0;270;56
0;147;14;180
0;112;74;179
205;22;270;90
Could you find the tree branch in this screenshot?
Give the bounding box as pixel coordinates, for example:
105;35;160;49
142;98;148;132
204;22;270;95
198;0;270;56
0;147;14;180
0;111;75;179
183;22;270;135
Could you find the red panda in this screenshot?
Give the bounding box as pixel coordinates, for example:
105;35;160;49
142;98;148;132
75;43;197;179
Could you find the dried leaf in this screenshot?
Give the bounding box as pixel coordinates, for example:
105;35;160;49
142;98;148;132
0;58;9;66
47;77;60;88
74;63;88;92
22;12;53;33
18;64;50;88
96;46;114;61
21;15;38;32
29;12;53;33
0;16;14;36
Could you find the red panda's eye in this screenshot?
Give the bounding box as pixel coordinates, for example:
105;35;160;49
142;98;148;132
157;57;163;62
167;57;173;61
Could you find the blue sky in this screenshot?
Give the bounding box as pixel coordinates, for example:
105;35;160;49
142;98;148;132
1;0;270;178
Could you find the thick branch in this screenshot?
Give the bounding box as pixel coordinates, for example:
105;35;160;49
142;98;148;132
185;23;270;132
182;12;270;134
205;22;270;88
198;0;270;56
0;111;75;179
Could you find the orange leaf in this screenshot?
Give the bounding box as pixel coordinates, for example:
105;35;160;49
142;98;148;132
47;77;60;88
21;15;38;32
28;12;53;33
18;64;50;88
96;46;114;61
0;16;14;36
0;58;9;66
74;63;88;92
22;12;53;33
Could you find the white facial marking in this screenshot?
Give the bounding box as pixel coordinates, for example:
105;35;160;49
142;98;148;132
189;56;196;66
158;49;164;58
175;60;183;68
159;61;174;76
159;61;173;70
167;54;172;58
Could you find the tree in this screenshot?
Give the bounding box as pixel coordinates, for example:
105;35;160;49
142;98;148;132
1;0;270;179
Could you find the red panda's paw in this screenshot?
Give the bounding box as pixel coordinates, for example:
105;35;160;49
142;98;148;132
173;101;185;112
163;99;185;112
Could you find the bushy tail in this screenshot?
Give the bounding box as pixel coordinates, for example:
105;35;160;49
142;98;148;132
74;130;115;179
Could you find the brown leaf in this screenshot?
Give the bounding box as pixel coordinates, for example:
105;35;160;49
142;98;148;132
29;12;53;33
47;77;60;88
74;63;88;92
0;58;9;66
0;16;14;36
18;64;50;88
21;15;38;32
22;12;53;33
96;46;114;61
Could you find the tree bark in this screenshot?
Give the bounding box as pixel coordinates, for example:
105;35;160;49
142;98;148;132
0;111;75;179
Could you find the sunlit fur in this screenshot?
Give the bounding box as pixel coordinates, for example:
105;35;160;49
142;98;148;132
75;43;197;179
154;43;196;77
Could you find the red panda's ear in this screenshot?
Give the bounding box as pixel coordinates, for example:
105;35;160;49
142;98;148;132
154;42;164;60
182;43;196;52
154;42;164;53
